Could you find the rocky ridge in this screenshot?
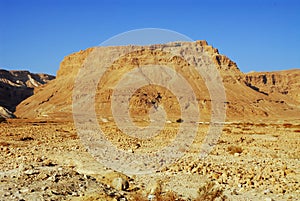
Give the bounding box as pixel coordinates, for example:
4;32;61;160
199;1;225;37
0;69;55;119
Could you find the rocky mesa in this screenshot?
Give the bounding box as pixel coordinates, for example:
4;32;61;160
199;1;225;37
14;41;300;123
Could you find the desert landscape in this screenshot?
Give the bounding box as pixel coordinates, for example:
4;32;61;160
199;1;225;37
0;41;299;201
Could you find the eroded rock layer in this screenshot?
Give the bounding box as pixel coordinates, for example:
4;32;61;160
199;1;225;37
15;41;300;122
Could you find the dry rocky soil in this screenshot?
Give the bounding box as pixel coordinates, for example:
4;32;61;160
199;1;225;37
0;119;299;201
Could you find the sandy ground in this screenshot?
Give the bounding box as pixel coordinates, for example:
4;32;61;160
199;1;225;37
0;119;299;200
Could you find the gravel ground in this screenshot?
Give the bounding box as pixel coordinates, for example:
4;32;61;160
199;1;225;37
0;120;299;200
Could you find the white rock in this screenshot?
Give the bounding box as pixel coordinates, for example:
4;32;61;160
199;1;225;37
111;177;129;191
24;169;39;175
148;194;156;200
101;118;109;123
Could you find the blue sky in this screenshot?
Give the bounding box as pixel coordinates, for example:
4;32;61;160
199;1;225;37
0;0;299;75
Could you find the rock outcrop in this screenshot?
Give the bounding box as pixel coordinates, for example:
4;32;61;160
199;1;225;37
245;69;300;104
15;41;300;122
0;69;55;118
0;106;15;119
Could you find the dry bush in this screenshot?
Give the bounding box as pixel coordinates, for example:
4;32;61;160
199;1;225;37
257;123;267;127
243;122;254;126
0;141;10;146
130;190;184;201
284;123;292;128
283;123;293;128
195;181;226;201
157;191;185;201
227;145;243;154
19;136;34;141
294;129;300;133
130;192;148;201
222;128;231;133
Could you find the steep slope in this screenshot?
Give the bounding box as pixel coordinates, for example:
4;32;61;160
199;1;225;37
245;69;300;104
0;69;55;118
15;49;93;119
15;41;300;122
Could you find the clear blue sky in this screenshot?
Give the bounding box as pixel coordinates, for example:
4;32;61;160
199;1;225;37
0;0;299;75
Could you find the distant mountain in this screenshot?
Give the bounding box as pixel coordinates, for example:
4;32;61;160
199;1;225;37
14;41;300;123
0;69;55;119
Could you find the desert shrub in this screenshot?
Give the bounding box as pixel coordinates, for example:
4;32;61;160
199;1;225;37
243;122;254;126
227;145;243;154
130;190;184;201
19;136;34;141
294;129;300;133
157;191;185;201
130;192;148;201
195;181;226;201
0;141;10;146
257;123;267;127
222;128;231;133
283;123;293;128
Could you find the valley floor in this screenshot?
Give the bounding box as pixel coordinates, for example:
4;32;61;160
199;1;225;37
0;119;299;200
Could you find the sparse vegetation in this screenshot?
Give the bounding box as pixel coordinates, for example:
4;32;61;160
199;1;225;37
283;123;293;128
257;123;267;127
19;136;34;141
227;145;243;154
130;190;184;201
0;141;10;146
195;181;226;201
222;128;231;133
1;119;299;200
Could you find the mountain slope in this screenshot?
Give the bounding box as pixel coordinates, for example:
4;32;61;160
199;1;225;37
15;41;300;122
0;69;55;118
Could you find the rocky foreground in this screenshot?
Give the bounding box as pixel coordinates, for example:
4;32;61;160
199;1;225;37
0;119;299;200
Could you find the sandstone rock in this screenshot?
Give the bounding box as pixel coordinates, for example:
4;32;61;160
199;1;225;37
13;41;300;122
146;180;162;196
111;177;129;191
24;169;39;175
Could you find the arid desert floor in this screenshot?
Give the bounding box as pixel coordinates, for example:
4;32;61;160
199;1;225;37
0;119;299;201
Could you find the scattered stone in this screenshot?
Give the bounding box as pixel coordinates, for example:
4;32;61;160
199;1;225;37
112;177;129;191
101;118;109;123
146;180;161;197
234;153;240;157
148;194;156;200
24;169;39;175
176;118;184;123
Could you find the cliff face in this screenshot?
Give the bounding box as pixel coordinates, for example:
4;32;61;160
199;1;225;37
15;41;300;122
0;69;55;118
245;70;300;104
